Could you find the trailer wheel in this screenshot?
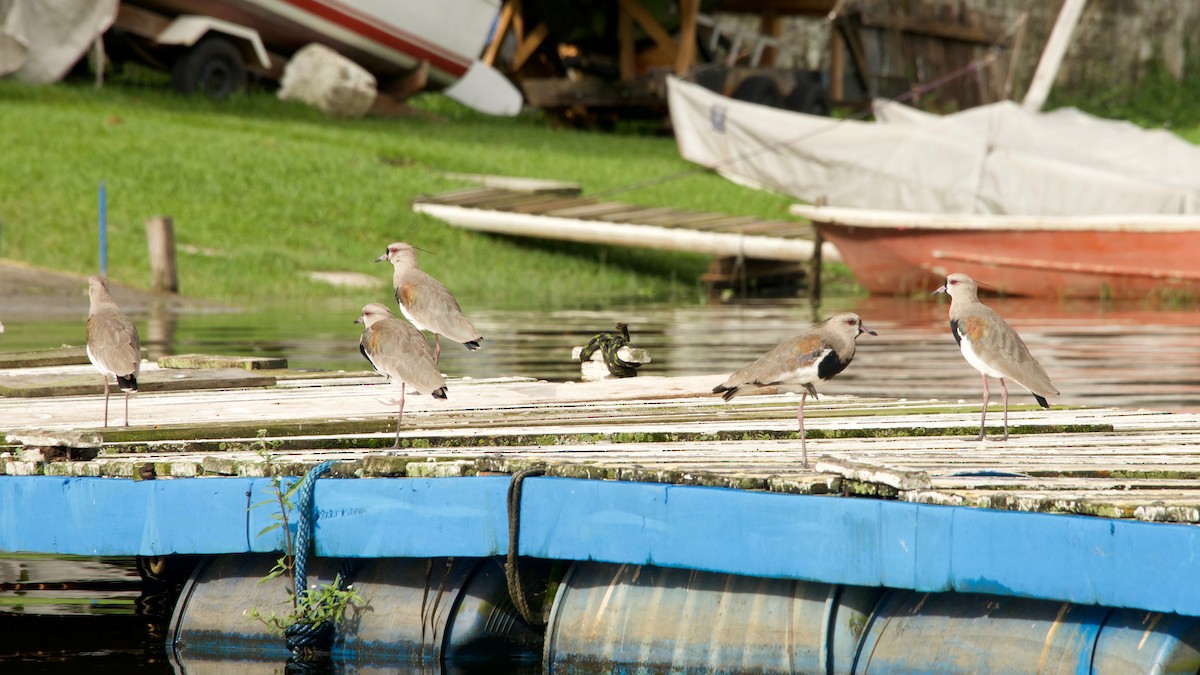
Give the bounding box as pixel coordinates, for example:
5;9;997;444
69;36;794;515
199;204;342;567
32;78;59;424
786;83;832;116
172;36;246;99
730;75;783;109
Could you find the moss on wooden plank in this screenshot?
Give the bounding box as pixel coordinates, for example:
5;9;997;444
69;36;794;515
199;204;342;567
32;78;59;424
0;346;91;368
157;354;288;370
0;368;276;398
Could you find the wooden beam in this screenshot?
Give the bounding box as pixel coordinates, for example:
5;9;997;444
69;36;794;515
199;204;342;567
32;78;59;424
511;22;549;72
829;21;844;101
758;12;782;66
616;0;679;58
836;13;873;99
145;216;178;293
675;0;700;74
618;3;636;80
481;0;517;66
1023;0;1088;111
714;0;837;16
856;12;1005;45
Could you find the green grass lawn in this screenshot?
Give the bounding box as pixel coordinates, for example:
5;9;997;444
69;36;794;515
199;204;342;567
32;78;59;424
0;79;803;309
4;69;1197;312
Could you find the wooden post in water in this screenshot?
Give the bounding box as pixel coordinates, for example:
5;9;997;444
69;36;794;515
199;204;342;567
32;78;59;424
146;216;178;293
808;229;823;304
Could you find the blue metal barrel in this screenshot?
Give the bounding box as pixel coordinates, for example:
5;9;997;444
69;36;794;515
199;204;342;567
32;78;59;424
855;589;1200;673
169;554;542;666
544;561;882;674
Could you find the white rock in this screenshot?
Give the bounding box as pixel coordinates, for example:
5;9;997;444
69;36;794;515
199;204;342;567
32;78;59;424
278;43;376;118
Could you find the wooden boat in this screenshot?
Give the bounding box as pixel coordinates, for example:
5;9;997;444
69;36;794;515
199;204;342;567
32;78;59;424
791;204;1200;299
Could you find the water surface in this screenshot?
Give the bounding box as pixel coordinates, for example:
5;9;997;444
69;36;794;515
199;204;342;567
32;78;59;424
2;292;1200;673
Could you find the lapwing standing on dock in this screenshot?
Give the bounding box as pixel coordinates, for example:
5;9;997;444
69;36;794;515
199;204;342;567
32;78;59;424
376;242;482;364
713;312;876;468
356;303;448;448
86;275;140;427
933;272;1058;441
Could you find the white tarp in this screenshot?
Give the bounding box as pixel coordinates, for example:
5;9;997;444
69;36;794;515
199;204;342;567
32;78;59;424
668;75;1200;216
0;0;117;83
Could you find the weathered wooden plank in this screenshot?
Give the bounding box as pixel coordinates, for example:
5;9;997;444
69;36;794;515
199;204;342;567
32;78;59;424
733;220;818;236
0;367;276;397
636;210;724;227
4;362;1200;521
412;187;509;206
0;347;92;368
156;354;288;370
545;201;642;219
668;215;764;231
602;206;682;223
510;196;596;214
460;191;573;212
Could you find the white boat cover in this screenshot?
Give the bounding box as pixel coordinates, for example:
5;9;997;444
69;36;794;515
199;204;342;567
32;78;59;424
668;75;1200;216
0;0;117;83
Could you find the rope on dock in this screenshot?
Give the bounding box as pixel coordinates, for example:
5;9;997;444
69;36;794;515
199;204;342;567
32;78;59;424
285;460;357;659
506;465;547;625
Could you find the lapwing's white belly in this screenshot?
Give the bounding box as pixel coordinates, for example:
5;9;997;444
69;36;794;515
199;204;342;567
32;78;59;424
959;337;1005;379
398;304;430;332
86;344;113;377
787;361;822;385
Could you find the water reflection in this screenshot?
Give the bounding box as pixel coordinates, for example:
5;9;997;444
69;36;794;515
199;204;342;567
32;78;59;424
4;293;1199;411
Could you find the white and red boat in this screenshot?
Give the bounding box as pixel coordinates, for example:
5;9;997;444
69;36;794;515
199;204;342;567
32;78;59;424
668;76;1200;299
789;205;1200;299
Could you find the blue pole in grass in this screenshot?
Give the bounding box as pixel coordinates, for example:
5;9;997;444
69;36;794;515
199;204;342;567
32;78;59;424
99;181;107;277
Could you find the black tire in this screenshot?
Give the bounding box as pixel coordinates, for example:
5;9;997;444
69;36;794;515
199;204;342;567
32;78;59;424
786;81;832;116
172;36;245;99
730;75;783;109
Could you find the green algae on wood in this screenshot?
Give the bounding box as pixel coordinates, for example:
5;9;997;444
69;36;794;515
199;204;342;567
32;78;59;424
157;354;288;370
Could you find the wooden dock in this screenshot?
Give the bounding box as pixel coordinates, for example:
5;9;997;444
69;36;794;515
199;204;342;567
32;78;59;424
411;187;841;272
4;356;1200;523
6;353;1200;637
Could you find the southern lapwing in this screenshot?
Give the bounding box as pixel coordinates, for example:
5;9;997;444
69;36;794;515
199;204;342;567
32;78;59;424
86;275;140;427
933;272;1058;441
375;242;481;363
356;303;448;448
713;312;876;467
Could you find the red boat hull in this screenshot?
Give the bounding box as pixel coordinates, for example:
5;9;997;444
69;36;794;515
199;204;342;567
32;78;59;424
815;221;1200;299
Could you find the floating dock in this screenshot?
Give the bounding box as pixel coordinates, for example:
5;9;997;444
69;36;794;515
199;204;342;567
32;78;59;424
412;186;841;290
3;351;1200;671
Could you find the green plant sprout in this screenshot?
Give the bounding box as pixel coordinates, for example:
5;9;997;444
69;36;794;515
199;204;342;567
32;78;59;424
244;430;362;643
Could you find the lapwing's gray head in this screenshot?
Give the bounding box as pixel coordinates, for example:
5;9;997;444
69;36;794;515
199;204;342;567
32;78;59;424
932;272;979;301
87;275;110;300
355;302;395;327
827;312;877;339
375;242;418;266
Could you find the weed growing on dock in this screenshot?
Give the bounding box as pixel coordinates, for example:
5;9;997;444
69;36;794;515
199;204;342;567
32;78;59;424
244;431;362;649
